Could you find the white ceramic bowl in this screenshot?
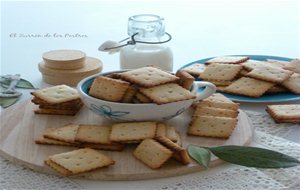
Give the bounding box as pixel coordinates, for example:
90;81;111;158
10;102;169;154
77;71;216;121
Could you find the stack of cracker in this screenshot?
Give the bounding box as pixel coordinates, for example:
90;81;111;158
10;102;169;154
31;85;83;116
181;56;300;97
36;124;124;151
45;148;115;176
88;67;196;104
266;105;300;124
188;93;240;139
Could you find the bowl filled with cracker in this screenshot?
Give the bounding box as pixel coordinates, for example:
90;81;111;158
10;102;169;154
77;67;216;121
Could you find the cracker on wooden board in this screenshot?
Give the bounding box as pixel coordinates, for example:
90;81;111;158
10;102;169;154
119;67;179;87
31;85;80;104
282;73;300;94
38;102;83;110
45;159;72;176
46;148;115;176
133;139;173;169
188;116;237;138
75;125;113;144
194;106;238;118
181;64;206;76
175;70;195;90
34;108;81;116
139;83;196;105
155;136;191;165
266;105;300;120
135;92;152;103
199;63;242;81
224;77;274;97
121;85;138;103
110;122;157;143
35;128;74;146
44;124;79;143
246;65;293;84
205;56;249;64
89;76;130;102
79;143;124;151
31;96;82;106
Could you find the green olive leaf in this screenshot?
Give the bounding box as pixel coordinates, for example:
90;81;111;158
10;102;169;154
188;145;211;168
208;145;300;168
0;97;19;108
0;78;36;89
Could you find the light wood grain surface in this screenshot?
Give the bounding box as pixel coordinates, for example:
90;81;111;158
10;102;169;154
0;100;253;180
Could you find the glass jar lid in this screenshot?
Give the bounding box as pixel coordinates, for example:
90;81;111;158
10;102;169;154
128;14;165;39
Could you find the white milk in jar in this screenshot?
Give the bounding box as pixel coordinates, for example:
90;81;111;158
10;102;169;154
119;14;173;71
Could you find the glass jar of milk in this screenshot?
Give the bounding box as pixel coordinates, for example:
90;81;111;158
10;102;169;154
120;14;173;71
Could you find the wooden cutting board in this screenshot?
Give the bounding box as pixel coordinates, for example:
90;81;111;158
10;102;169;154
0;100;253;180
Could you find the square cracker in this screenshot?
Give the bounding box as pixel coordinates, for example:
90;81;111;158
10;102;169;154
246;65;293;84
31;85;80;104
188;116;237;138
198;93;240;111
199;63;242;81
176;70;195;90
34;108;81;116
206;56;249;64
181;64;206;76
36;128;74;146
282;73;300;94
135;92;152;103
155;136;191;165
266;105;300;120
265;85;288;94
89;76;130;102
44;124;79;143
241;60;276;71
140;83;196;105
110;122;157;143
75;125;113;144
224;77;274;97
133;139;173;169
119;67;179;87
194;106;238;118
47;148;115;175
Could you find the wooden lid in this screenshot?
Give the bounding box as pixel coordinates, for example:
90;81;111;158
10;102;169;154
39;56;103;86
42;50;86;70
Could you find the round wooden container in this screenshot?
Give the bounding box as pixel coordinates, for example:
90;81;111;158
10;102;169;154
42;50;86;70
39;57;103;86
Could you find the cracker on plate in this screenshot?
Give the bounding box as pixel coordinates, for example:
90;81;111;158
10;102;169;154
199;63;242;81
246;65;293;84
224;77;274;97
205;56;249;64
282;73;300;94
181;63;206;76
